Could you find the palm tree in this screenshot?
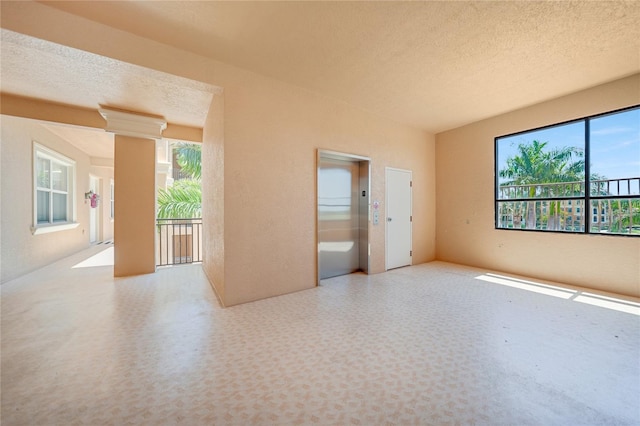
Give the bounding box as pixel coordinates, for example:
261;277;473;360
607;199;640;234
157;143;202;219
157;179;201;219
499;140;585;230
173;142;201;180
543;146;585;230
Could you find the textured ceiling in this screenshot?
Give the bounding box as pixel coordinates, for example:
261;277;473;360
42;123;114;160
1;1;639;137
0;29;217;129
38;0;640;133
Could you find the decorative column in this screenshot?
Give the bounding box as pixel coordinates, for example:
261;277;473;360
99;108;167;277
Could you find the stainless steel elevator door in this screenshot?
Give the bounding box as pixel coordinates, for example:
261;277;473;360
318;158;360;279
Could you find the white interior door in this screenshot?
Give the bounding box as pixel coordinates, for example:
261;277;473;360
385;168;412;270
89;176;99;243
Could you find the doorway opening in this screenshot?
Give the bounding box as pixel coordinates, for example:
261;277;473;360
317;150;370;282
156;140;203;266
89;175;101;244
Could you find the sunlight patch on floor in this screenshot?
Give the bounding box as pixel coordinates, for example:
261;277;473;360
574;292;640;316
71;247;114;268
475;272;639;316
475;273;575;299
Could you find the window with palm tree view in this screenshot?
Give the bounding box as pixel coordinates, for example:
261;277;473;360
495;105;639;235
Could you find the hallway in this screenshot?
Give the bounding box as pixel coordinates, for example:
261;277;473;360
1;246;639;425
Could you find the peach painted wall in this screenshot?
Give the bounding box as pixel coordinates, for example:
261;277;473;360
217;70;435;306
0;115;93;282
202;94;225;303
2;2;436;304
436;74;640;297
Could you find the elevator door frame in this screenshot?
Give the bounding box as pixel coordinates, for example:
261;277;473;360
317;149;370;285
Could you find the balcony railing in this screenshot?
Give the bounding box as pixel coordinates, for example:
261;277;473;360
499;180;585;199
498;177;640;200
156;218;203;266
497;177;640;234
590;177;640;197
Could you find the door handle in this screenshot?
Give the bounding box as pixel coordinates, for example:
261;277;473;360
387;217;392;222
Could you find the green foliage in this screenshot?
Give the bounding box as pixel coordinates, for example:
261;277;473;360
175;143;201;180
499;140;585;190
499;140;586;230
157;179;202;219
605;199;640;234
157;142;202;219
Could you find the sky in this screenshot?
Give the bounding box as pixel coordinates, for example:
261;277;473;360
496;107;640;195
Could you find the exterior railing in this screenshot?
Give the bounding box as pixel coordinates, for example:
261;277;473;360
498;177;640;200
499;181;585;199
590;177;640;197
497;177;640;234
156;218;203;266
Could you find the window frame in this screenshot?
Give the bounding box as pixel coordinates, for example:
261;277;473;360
494;104;640;237
32;142;79;235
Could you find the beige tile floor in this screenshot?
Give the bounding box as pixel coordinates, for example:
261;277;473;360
1;245;639;425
